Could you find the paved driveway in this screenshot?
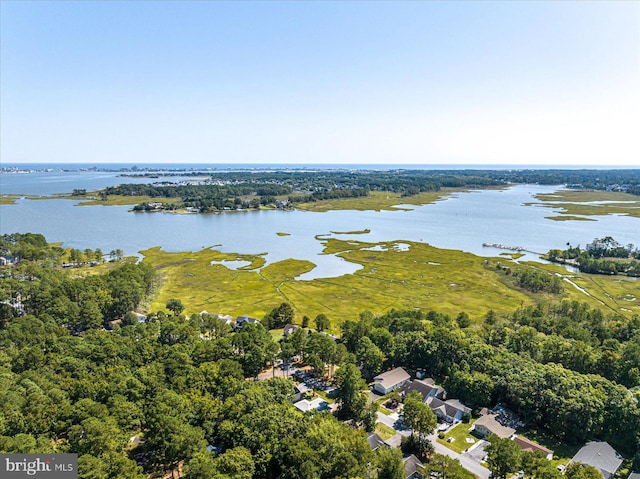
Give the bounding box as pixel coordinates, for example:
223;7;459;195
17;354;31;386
462;440;489;464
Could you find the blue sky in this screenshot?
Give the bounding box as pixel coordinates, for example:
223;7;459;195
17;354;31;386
1;1;638;165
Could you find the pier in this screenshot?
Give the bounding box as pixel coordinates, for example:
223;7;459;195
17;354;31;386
482;243;544;255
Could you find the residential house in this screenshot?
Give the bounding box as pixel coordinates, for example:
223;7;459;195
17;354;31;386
0;256;11;266
472;414;516;439
293;383;309;402
627;473;640;479
373;367;411;395
403;454;424;479
200;310;234;324
399;378;444;402
569;441;623;479
513;436;553;460
293;398;328;413
130;311;147;323
426;397;471;423
283;324;299;337
367;433;387;451
235;315;260;331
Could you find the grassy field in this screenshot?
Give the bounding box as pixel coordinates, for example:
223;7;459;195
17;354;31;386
143;238;545;325
143;238;639;324
529;190;640;220
515;261;640;317
436;420;479;454
20;193;182;207
55;235;637;323
0;195;20;205
296;189;463;212
375;423;397;441
75;195;182;207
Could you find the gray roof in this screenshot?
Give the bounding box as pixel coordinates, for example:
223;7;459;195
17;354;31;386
294;383;309;394
474;414;516;438
399;379;444;401
570;441;623;479
373;367;410;390
283;324;299;334
627;473;640;479
426;397;471;418
403;454;423;478
367;433;386;450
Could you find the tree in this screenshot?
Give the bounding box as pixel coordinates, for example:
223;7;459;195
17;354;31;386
166;298;184;317
376;446;405;479
213;446;255;479
402;390;437;459
456;312;471;328
403;391;436;436
425;454;473;479
564;463;603;479
306;332;337;375
485;435;522;479
356;336;385;381
264;302;294;329
334;363;367;421
302;315;310;328
314;313;330;332
109;249;124;261
362;401;378;432
521;451;562;479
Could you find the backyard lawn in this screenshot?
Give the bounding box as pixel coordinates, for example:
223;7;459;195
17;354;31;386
436;420;480;454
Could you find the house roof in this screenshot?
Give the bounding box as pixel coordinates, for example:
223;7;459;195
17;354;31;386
294;398;328;413
367;433;386;450
236;315;259;322
403;454;423;478
474;414;516;438
513;436;553;456
570;441;623;479
373;367;410;390
445;399;471;413
627;473;640;479
399;379;444;401
426;397;471;418
294;383;309;394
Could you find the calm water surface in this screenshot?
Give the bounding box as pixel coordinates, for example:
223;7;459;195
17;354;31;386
1;177;638;279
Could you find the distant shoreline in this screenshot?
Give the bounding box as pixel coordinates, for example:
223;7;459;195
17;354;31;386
3;163;640;174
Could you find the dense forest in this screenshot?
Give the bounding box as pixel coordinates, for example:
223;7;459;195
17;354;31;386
1;234;639;478
99;169;640;213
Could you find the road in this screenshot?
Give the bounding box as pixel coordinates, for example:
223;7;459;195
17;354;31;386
429;433;490;479
375;412;490;479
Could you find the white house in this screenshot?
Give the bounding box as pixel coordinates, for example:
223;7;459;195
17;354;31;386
235;315;260;331
294;397;328;413
472;414;515;439
373;367;411;395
